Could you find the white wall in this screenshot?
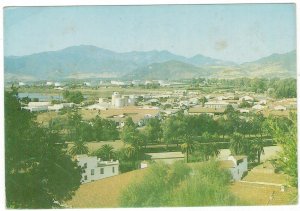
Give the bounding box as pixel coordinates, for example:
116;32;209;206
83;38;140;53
228;157;248;181
77;155;119;184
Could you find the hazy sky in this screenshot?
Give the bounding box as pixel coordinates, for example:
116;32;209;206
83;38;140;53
4;4;296;63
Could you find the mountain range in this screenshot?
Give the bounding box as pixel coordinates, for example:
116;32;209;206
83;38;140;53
4;45;296;81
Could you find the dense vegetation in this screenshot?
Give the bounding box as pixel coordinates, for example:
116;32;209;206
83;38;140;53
5;89;82;208
63;90;84;104
190;77;296;98
120;161;241;207
117;106;297;186
267;113;298;186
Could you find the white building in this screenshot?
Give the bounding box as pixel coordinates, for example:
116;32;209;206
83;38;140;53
111;92;121;107
86;102;110;110
48;104;64;112
204;101;229;109
54;82;61;87
76;155;119;184
83;82;91;86
24;102;52;112
239;109;250;113
257;100;267;105
111;92;133;108
18;82;26;86
252;104;265;110
128;95;136;106
274;105;287;111
111;80;126;86
220;155;248;181
46;81;53;86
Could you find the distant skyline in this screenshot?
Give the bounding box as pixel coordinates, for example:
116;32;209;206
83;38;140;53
4;4;296;63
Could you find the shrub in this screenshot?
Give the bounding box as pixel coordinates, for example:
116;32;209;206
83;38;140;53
120;161;240;207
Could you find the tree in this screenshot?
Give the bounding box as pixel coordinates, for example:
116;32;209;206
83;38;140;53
229;133;245;155
69;139;89;156
121;117;141;146
144;118;162;145
181;135;195;163
200;96;208;107
251;139;265;164
63;90;84;104
92;115;103;140
92;144;115;160
267;113;297;186
5;91;82;208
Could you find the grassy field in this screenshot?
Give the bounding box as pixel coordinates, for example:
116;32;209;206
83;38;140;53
66;169;148;208
66;160;297;207
231;182;297;205
243;171;289;184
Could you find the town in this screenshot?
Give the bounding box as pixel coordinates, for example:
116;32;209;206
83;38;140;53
5;77;297;207
4;3;298;209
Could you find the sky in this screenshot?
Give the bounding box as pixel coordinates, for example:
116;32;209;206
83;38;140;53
4;4;296;63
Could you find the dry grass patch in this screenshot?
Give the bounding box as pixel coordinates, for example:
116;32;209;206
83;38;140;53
231;182;297;205
36;111;60;123
243;171;289;185
66;169;147;208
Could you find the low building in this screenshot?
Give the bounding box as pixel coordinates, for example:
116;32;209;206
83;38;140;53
23;101;52;112
239;109;250;113
252;104;265;110
86;102;111;110
76;155;119;184
219;155;248;181
274;105;287;111
145;152;185;164
204;101;229;109
48;104;64;112
188;106;226;116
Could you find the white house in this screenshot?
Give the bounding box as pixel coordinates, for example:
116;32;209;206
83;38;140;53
54;82;61;87
76;155;119;184
24;102;52;112
204;101;229;109
252;104;265;110
274;105;287;111
239;109;250;113
257;100;267;105
219;155;248;181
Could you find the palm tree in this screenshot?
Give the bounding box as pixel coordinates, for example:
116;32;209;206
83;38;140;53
229;133;245;155
69;139;89;156
252;139;265;163
180;135;195;163
209;143;220;158
100;144;114;160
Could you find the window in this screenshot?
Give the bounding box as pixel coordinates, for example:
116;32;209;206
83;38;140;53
83;163;87;168
91;169;94;175
84;175;87;180
100;168;104;174
112;167;115;173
